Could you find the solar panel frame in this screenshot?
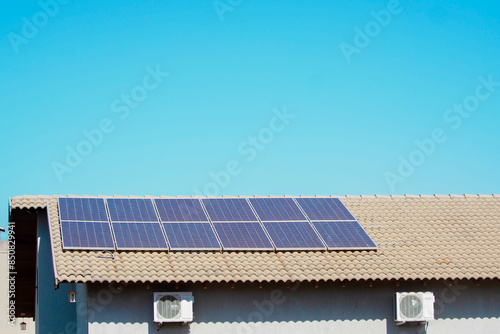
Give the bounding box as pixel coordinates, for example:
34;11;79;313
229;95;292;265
162;222;221;250
60;221;115;250
212;222;274;250
112;222;169;250
106;198;159;222
58;197;109;222
248;198;307;221
202;198;259;222
262;221;326;250
294;197;356;221
312;221;377;250
154;198;209;222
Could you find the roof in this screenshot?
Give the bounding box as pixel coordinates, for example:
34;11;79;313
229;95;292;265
9;194;500;284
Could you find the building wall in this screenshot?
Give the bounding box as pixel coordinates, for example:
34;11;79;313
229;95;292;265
0;241;35;333
35;212;76;334
86;279;500;334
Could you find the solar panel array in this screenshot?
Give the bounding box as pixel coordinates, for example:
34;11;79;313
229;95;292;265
58;197;376;251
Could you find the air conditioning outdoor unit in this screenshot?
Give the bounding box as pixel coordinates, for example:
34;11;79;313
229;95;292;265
154;292;194;323
394;292;434;324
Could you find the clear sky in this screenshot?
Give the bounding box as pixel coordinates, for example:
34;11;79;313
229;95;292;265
1;0;499;239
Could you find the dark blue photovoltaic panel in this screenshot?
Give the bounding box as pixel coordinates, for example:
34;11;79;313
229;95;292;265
163;223;220;250
155;199;208;222
263;221;325;250
59;198;108;222
295;198;355;221
107;199;158;222
249;198;306;221
312;221;377;249
202;199;258;222
113;222;168;249
213;222;273;250
61;221;114;249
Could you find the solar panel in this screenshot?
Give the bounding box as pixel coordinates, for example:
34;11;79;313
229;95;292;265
213;222;274;250
107;198;158;222
312;221;377;249
58;197;108;222
155;199;208;222
263;221;325;250
60;221;114;249
113;222;168;249
163;222;221;250
249;198;306;221
295;198;355;221
202;198;258;222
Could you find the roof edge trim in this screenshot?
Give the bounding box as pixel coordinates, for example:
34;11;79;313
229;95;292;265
46;202;59;285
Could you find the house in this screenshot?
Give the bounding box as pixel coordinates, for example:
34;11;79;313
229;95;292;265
8;194;500;334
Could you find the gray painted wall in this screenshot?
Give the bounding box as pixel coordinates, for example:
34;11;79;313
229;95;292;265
36;212;76;334
86;279;500;334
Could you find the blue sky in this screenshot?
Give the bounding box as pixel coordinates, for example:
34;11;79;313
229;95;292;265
1;0;499;239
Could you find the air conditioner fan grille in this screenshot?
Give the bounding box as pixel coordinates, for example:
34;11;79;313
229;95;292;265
400;295;423;319
157;295;181;320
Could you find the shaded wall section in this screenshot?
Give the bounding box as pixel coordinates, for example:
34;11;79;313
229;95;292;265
0;241;35;333
36;211;76;334
87;280;500;334
8;208;37;318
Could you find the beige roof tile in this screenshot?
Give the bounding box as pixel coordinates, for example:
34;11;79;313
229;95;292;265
9;194;500;284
